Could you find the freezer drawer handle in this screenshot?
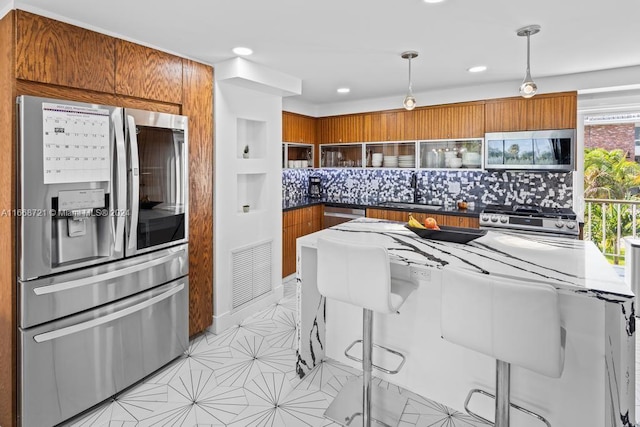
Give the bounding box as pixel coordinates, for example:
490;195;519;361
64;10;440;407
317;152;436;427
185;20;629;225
33;249;185;296
33;283;185;343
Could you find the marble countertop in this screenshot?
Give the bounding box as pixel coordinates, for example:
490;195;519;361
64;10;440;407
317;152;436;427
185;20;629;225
283;196;482;217
297;218;632;301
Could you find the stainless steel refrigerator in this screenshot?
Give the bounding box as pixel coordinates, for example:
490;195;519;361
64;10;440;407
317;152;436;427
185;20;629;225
17;95;190;427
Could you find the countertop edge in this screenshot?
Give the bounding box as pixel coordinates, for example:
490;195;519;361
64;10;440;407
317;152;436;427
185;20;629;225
283;198;481;217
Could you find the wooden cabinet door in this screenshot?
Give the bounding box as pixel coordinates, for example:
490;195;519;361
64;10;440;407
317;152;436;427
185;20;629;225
182;59;214;336
16;11;116;93
485;98;529;132
415;108;434;140
485;92;577;132
282;206;324;278
444;103;485;138
402;109;418;141
116;40;183;104
283;111;317;143
362;111;402;142
282;223;300;277
319;115;364;143
441;215;480;229
416;103;485;139
317;116;336;143
301;206;313;235
527;93;577;130
342;114;364;142
311;205;323;231
380;111;402;141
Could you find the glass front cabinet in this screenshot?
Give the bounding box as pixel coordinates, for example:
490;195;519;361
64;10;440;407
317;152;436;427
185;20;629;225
282;142;314;168
317;139;483;170
418;139;483;169
320;144;362;168
364;142;416;168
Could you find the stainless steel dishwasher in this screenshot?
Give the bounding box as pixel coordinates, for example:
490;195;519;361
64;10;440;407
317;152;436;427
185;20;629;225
323;206;365;228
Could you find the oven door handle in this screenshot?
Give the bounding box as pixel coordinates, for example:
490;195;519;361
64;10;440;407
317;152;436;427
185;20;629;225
33;283;185;343
127;115;140;251
32;248;185;296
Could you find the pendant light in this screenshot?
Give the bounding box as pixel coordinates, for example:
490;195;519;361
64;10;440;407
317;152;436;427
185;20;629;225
401;51;418;110
516;25;541;98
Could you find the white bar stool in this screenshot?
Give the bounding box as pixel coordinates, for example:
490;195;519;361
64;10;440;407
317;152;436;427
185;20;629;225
441;268;566;427
317;236;417;427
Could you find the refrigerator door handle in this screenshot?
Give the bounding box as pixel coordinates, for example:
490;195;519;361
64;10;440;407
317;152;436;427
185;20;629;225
113;109;126;252
127;115;140;251
33;282;185;343
32;248;186;296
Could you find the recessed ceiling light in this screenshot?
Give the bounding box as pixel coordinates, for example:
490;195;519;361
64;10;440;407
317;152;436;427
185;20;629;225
337;88;350;94
423;0;446;3
468;65;487;73
232;47;253;56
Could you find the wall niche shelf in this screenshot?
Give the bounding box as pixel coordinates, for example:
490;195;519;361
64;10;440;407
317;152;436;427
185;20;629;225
237;173;266;213
237;118;267;160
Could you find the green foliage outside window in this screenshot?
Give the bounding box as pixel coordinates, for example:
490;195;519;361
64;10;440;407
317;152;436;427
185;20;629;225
584;148;640;264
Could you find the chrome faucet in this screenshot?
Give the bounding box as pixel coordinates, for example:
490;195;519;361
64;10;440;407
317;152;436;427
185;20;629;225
410;172;418;204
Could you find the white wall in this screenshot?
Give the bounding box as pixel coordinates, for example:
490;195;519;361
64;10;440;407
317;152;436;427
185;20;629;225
283;65;640;117
0;0;14;18
212;79;286;333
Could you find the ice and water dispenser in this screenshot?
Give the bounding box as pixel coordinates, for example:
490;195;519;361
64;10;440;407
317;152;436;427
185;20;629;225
51;188;112;267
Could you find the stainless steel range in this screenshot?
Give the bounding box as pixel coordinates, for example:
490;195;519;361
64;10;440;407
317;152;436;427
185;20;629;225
479;204;579;238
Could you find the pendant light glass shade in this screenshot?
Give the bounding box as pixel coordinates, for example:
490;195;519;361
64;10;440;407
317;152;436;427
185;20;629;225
401;51;418;110
516;25;540;98
403;95;416;110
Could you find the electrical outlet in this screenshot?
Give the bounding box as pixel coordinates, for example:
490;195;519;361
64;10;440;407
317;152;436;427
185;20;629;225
410;266;431;281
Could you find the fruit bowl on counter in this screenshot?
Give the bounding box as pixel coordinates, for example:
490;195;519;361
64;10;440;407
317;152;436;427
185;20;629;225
405;214;486;244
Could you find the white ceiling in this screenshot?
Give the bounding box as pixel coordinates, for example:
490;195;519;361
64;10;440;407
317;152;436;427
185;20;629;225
12;0;640;108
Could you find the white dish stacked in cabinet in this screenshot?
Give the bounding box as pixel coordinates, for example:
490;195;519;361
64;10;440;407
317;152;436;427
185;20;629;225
398;154;415;168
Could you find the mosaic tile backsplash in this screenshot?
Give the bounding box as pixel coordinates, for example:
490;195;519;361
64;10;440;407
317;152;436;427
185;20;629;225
282;168;573;208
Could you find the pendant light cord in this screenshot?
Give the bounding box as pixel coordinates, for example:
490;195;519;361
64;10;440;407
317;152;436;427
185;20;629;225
526;32;531;76
408;56;413;96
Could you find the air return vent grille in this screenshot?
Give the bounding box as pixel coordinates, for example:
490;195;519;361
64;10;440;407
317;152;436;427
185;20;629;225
232;240;272;309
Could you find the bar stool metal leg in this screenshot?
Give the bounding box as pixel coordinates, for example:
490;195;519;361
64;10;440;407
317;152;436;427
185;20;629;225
463;360;553;427
363;309;373;427
495;360;510;427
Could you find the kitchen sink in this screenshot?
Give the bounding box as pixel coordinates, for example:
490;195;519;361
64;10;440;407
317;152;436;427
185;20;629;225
380;201;442;211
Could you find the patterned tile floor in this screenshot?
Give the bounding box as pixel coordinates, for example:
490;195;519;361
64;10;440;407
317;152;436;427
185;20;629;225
62;277;488;426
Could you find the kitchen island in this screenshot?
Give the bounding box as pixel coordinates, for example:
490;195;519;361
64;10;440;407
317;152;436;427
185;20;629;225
295;218;635;427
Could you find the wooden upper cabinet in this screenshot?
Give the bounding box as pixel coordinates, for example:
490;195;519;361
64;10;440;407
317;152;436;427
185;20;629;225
116;40;183;104
485;92;577;132
484;98;528;132
416;102;485;140
318;114;363;143
283;111;317;143
316;92;574;143
527;93;577;130
16;11;116;93
363;111;407;142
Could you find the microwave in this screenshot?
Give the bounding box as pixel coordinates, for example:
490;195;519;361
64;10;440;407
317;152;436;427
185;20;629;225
484;129;575;171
